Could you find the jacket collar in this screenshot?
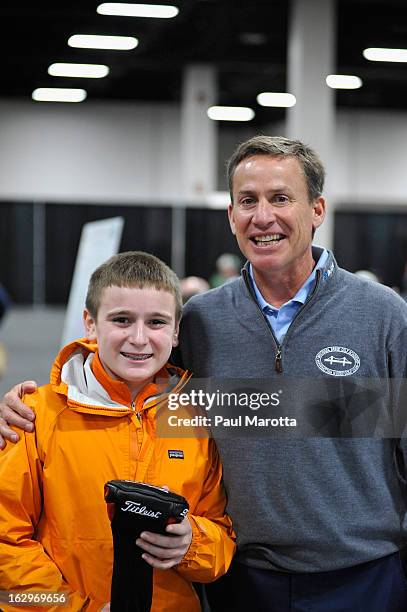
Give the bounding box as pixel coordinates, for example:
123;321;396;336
50;338;190;416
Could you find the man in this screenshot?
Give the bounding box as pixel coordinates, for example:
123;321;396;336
1;136;407;611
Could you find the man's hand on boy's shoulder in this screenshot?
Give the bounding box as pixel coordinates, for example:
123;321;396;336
0;380;37;448
136;516;193;569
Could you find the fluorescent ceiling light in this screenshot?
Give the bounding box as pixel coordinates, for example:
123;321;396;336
32;88;87;103
207;106;255;121
68;34;138;50
48;63;110;78
363;47;407;62
257;92;296;107
326;74;362;89
97;3;179;18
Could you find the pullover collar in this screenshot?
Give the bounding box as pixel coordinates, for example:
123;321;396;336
241;246;337;303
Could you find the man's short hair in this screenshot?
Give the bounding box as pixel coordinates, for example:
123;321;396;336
86;251;182;322
227;135;325;203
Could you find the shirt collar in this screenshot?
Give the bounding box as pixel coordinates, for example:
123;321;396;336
249;248;329;312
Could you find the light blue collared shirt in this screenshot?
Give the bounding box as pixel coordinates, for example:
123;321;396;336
249;249;329;344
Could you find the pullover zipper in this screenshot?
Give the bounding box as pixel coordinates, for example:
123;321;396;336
243;268;323;374
275;349;282;373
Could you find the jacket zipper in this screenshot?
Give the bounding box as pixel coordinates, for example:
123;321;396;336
131;381;187;420
243;268;323;374
132;401;142;421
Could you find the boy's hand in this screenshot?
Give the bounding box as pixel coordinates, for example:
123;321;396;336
0;381;37;448
136;516;192;569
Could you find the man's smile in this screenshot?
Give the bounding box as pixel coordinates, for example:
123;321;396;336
251;233;286;247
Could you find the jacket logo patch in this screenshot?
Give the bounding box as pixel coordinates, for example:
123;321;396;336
168;450;184;459
315;346;360;377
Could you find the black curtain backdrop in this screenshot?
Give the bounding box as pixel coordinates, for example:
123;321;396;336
45;204;173;304
334;209;407;289
2;202;406;305
0;201;34;303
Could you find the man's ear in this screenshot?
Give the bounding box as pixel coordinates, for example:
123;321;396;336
227;202;236;235
83;309;97;341
172;321;180;348
312;196;326;230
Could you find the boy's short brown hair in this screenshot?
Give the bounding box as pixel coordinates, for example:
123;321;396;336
86;251;183;322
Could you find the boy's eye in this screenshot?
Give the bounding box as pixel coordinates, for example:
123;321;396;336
112;316;130;325
150;319;166;326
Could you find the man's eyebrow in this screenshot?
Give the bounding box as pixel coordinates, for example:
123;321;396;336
237;185;290;195
236;189;255;196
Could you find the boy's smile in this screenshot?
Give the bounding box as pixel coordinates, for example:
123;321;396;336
84;285;179;398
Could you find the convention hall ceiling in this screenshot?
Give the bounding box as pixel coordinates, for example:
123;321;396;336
1;0;407;126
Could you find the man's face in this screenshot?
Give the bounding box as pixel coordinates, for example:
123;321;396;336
228;155;325;277
84;285;179;397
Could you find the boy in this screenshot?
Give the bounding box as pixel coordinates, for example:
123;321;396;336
0;251;235;611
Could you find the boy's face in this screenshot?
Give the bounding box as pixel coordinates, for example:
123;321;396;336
84;285;179;398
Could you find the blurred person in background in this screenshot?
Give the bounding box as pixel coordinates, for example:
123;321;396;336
0;283;11;325
354;269;380;283
180;276;210;303
209;253;241;288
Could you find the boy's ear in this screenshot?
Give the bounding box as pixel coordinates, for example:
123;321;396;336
172;322;180;348
83;309;97;341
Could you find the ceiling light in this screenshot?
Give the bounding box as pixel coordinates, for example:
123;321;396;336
326;74;362;89
48;63;110;78
207;106;255;121
257;92;296;107
68;34;138;50
32;88;87;103
97;3;179;18
363;47;407;62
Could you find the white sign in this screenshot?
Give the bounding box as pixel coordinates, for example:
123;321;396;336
61;217;124;346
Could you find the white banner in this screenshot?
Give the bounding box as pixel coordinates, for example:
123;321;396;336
61;217;124;346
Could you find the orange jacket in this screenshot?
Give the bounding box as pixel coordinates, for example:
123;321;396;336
0;339;235;612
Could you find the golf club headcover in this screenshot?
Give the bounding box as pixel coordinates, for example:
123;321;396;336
104;480;189;612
